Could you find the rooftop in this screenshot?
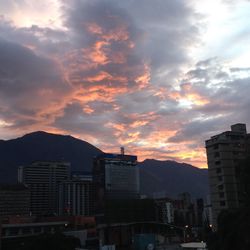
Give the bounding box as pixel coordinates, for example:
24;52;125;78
0;183;29;191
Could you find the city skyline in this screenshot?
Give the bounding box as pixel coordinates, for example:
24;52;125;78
1;0;250;168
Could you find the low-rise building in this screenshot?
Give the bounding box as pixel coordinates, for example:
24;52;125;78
59;173;94;216
18;161;70;216
0;184;30;217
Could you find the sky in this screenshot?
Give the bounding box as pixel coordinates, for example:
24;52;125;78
1;0;250;168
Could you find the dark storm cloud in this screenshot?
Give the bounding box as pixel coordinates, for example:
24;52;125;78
168;118;227;143
55;0;202;122
0;38;57;83
63;0;139;46
3;0;247;167
60;0;150;97
53;102;120;145
0;38;70;128
186;57;230;85
0;18;69;56
61;0;201;88
168;58;250;145
0;0;200;118
120;0;201;85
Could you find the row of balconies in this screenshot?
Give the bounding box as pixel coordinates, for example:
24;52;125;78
1;222;68;238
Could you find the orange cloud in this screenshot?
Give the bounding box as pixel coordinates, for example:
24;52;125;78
135;64;151;89
117;143;207;169
102;23;130;42
85;71;128;84
97;120;207;168
118;131;141;144
181;82;192;91
86;22;103;35
85;71;112;82
73;85;128;104
85;40;109;65
168;91;182;100
130;120;149;128
166;87;210;107
106;122;126;132
109;51;127;64
0;1;214;171
186;93;209;106
140;129;177;147
83;105;95;114
23;44;36;51
86;22;129;42
169;147;207;168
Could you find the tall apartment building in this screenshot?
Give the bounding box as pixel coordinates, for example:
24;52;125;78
205;123;250;228
93;151;139;215
59;173;94;216
0;184;30;217
155;198;175;224
18;161;70;216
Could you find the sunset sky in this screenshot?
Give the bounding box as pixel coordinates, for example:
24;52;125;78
1;0;250;168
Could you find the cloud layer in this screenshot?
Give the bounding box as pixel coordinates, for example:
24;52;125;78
1;0;250;167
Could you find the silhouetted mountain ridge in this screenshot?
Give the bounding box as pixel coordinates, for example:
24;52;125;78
0;131;209;198
138;159;208;198
0;131;102;183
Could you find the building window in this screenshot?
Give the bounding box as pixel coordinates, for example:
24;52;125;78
214;152;220;157
22;227;31;235
216;168;222;174
220;201;226;206
231;136;241;141
235;167;241;176
215;161;221;165
34;227;42;233
213;145;219;150
219;192;224;198
218;184;224;190
218;176;223;181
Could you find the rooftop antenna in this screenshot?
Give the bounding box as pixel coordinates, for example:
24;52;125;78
120;146;125;155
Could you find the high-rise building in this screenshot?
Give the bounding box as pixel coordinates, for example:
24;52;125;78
0;184;30;217
203;195;213;228
205;123;250;228
175;192;195;226
93;151;139;216
155;198;175;224
59;172;94;216
194;198;204;227
18;161;70;216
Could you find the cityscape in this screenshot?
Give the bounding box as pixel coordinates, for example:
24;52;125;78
0;123;250;249
1;0;250;249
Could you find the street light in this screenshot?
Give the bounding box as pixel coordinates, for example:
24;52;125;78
184;225;189;242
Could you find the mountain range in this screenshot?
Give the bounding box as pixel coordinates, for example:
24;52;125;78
0;131;208;199
139;159;208;198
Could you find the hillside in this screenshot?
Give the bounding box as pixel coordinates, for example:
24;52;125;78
0;131;102;183
139;159;208;198
0;131;209;199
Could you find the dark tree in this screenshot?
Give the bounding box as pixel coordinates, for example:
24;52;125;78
20;233;80;250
